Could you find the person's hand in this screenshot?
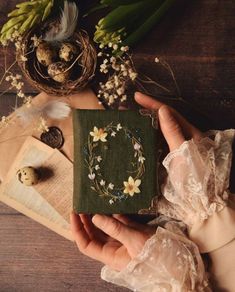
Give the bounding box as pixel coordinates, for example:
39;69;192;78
134;92;203;151
70;213;156;271
71;92;203;272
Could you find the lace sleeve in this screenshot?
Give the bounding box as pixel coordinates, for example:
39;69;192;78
157;129;235;252
101;224;210;292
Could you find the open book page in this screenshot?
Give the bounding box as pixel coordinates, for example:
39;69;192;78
0;136;73;241
34;149;73;223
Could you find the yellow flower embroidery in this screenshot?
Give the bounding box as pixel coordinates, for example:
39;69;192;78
123;176;141;196
90;127;108;142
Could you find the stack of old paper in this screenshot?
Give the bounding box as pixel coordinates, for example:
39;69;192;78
0;136;73;240
0;90;103;240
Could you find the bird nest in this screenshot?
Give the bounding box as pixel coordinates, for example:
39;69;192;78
17;25;97;96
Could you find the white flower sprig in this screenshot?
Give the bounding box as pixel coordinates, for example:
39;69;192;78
0;115;10;129
97;41;138;106
5;73;32;107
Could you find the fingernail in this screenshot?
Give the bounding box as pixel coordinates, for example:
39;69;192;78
159;105;172;122
134;92;143;99
92;214;104;224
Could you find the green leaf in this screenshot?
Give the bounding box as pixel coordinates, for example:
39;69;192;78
123;0;175;47
0;0;55;42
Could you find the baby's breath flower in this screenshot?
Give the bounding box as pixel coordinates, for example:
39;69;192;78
121;46;129;52
97;39;138;106
121;95;127;102
0;115;10;128
37;117;49;133
155;57;160;63
113;44;118;50
31;35;41;47
20;55;28;62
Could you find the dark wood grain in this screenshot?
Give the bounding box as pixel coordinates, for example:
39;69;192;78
0;0;235;291
0;215;129;292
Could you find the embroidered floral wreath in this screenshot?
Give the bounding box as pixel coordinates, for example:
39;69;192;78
84;122;145;204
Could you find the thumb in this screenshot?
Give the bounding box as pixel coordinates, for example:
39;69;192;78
92;215;148;255
159;105;185;151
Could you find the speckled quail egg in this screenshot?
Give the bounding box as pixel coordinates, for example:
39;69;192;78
47;61;71;83
59;43;78;62
17;166;39;186
36;41;57;66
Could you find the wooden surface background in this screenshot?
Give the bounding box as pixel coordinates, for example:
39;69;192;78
0;1;234;291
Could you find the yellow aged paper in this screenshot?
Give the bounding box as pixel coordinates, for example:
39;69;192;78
34;149;73;222
0;136;73;241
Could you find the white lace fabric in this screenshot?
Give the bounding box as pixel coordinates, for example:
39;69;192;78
101;130;235;290
158;129;235;226
101;224;210;292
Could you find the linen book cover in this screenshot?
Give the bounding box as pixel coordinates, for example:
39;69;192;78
73;109;160;214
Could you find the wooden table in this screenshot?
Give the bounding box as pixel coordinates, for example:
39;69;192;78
0;1;234;291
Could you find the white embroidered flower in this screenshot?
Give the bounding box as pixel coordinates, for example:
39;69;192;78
138;156;145;164
111;131;116;137
108;183;114;190
95;165;100;171
123;176;141;196
100;180;106;186
109;199;114;205
97;156;102;162
90;127;108;142
88;173;95;180
134;143;141;150
117;123;122;131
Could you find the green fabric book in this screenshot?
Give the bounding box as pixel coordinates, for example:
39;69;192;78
73;109;160;214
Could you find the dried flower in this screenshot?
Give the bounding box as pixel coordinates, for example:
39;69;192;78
31;35;41;47
97;41;138;106
37;116;49;133
0;116;10;129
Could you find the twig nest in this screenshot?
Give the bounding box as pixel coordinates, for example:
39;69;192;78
48;62;71;83
36;41;57;66
59;42;78;62
17;166;40;186
17;23;97;96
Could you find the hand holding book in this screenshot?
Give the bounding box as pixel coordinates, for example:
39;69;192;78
71;91;204;269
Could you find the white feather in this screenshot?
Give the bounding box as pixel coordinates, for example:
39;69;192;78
43;101;71;119
44;1;79;42
16;101;71;124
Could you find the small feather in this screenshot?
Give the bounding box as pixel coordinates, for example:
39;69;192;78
44;1;78;42
16;101;71;125
16;106;40;124
42;101;71;120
